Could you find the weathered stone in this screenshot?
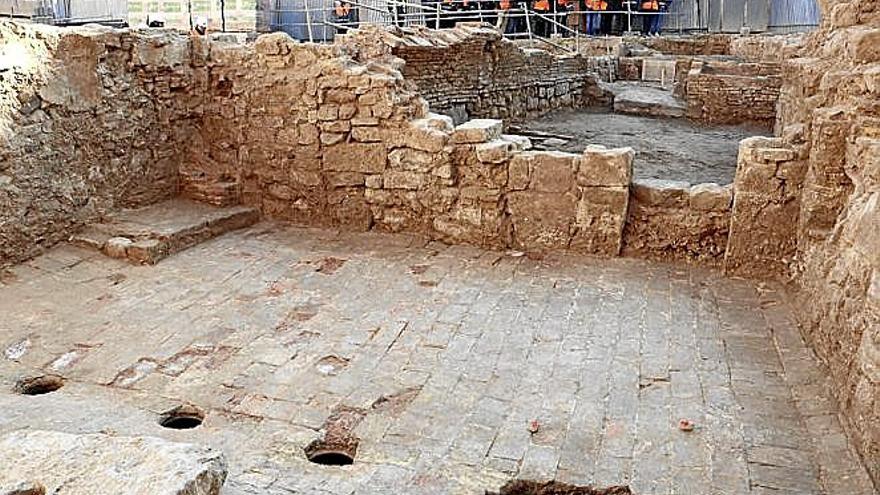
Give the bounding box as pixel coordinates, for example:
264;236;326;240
506;191;577;250
475;140;515;164
451;119;503;144
632;179;690;208
0;430;226;495
508;154;531;191
571;186;629;255
529;151;577;193
383;171;425;190
104;237;133;259
689;183;732;212
323;143;387;173
577;145;634;187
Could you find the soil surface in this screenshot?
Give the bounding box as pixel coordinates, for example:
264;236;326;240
492;480;633;495
521;108;770;184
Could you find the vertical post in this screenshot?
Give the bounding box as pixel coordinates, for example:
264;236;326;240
626;0;631;32
303;0;314;41
524;5;533;39
392;0;398;25
435;0;440;28
220;0;226;31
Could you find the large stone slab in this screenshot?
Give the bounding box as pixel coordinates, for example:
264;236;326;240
0;430;226;495
613;86;686;118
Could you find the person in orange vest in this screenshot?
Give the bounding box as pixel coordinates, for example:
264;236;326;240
640;0;659;35
584;0;606;35
333;0;356;34
497;0;524;34
531;0;551;37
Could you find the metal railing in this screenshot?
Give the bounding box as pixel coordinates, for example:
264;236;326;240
261;0;678;49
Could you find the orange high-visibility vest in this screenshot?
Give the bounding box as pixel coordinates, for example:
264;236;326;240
586;0;607;9
641;0;658;10
534;0;549;11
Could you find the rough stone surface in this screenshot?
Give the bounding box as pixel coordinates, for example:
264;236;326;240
623;180;731;263
0;429;226;495
724;137;806;275
612;86;686;119
772;1;880;484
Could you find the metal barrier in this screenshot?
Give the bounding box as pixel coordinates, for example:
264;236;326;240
260;0;679;49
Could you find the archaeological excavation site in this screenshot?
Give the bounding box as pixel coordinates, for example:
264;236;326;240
0;0;878;493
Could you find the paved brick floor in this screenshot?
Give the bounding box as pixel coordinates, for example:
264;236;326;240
0;224;874;494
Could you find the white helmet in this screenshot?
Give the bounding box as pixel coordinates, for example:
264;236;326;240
194;16;208;34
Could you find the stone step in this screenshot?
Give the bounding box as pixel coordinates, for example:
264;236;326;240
179;170;241;207
72;198;259;264
611;86;687;119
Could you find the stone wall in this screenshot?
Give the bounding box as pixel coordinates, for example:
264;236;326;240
724;137;805;275
773;0;880;484
685;59;782;126
635;34;732;56
0;22;198;267
384;24;614;124
623;179;732;264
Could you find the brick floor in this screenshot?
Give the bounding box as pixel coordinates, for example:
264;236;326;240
0;224;874;494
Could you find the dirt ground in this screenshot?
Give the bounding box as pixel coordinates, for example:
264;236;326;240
521;109;771;184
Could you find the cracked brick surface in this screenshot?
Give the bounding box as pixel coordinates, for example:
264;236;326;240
0;224;873;495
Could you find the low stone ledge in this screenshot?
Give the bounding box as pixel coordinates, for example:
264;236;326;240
631;178;690;208
623;180;732;263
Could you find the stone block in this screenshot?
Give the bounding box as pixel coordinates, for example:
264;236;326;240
571;186;629;256
509;154;531;191
577;145;634;187
849;28;880;64
476;140;515;164
323;143;387;173
689;183;732;212
501;134;533;151
383;171;425;190
104;236;133;259
529;151;577;193
755;147;797;163
507;191;577;250
128;239;164;265
632;179;690;208
0;430;227;495
452;119;503;144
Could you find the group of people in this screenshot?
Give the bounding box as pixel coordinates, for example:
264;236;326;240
331;0;668;37
510;0;670;37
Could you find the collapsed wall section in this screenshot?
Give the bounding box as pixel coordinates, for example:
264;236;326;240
0;22;199;266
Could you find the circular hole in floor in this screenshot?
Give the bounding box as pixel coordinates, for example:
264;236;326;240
14;374;64;395
304;438;357;466
159;405;205;430
306;449;355;466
